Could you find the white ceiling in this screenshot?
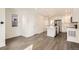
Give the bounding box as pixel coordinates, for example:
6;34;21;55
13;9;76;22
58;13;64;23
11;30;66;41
36;8;71;16
14;8;72;16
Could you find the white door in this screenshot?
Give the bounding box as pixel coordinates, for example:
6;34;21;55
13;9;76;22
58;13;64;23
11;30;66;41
0;8;5;47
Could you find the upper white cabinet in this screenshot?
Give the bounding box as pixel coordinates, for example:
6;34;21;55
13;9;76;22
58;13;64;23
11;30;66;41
72;9;79;22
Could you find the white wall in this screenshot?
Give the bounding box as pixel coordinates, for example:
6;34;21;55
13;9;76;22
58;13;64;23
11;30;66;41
35;15;46;34
5;8;45;38
21;10;37;37
5;9;22;39
20;9;45;37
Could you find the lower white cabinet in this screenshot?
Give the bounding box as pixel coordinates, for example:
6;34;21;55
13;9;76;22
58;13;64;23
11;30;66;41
67;28;79;43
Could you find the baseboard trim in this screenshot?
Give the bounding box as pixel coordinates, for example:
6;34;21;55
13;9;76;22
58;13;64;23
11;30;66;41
6;36;23;40
6;31;46;40
0;41;5;47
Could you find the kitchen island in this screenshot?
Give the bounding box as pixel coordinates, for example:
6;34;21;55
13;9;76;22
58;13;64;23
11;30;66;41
47;25;59;37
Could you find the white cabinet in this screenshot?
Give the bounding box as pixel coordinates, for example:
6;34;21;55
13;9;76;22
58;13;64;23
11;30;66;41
72;9;79;22
67;28;79;43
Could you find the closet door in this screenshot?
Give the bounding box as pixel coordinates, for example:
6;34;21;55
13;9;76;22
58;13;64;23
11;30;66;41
0;8;5;47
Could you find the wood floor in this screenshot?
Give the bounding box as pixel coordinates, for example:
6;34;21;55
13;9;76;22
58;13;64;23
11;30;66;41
0;32;79;50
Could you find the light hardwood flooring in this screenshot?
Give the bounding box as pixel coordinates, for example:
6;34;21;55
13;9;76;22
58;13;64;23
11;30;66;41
0;32;79;50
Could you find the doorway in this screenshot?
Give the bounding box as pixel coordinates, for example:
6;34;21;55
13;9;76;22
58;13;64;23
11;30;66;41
54;20;62;35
